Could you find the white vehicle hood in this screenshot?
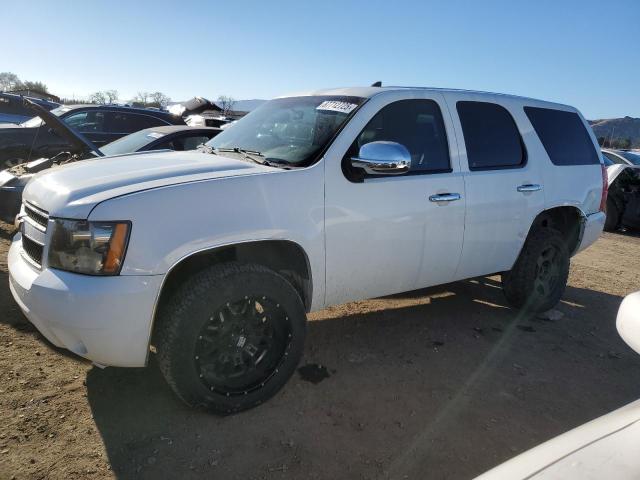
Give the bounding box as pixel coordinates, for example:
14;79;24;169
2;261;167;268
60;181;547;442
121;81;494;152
23;150;271;219
476;399;640;480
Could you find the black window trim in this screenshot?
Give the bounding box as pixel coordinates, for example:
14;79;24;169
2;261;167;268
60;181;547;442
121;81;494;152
346;98;454;182
456;100;528;172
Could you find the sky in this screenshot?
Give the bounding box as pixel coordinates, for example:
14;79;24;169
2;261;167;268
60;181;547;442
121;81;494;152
3;0;639;119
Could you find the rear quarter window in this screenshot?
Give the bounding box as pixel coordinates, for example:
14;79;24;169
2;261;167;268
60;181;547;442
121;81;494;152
524;107;600;166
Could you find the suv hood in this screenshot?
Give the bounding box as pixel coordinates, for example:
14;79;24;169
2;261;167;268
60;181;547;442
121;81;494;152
23;150;271;218
23;99;103;157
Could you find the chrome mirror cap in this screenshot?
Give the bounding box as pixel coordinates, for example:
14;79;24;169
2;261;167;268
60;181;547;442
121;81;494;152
351;141;411;175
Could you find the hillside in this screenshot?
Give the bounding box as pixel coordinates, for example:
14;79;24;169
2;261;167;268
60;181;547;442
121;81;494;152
590;116;640;148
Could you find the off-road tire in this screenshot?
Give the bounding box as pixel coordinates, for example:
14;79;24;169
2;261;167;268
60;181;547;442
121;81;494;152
501;227;570;313
155;262;307;414
603;197;621;232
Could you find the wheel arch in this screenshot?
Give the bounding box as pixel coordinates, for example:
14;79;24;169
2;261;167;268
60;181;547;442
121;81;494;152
148;239;314;353
518;205;586;262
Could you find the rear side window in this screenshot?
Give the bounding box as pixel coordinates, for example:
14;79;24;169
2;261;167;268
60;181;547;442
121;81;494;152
107;112;168;134
524;107;599;166
457;101;525;170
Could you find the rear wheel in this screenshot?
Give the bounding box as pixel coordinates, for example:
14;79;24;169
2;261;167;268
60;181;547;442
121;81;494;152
502;227;570;313
155;262;307;414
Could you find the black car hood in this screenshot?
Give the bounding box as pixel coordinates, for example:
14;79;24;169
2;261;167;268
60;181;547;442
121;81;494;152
23;99;103;157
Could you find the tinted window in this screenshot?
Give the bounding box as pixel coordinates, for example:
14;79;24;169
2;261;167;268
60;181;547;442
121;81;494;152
63;110;106;133
524;107;599;166
620;151;640;166
156;134;212;151
603;151;626;165
457;101;525;170
354;99;451;174
107;112;167;134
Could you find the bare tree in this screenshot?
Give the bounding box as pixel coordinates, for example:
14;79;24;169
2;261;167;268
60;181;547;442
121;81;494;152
217;95;236;116
104;90;119;104
88;91;108;104
134;91;150;105
0;72;21;91
150;91;171;108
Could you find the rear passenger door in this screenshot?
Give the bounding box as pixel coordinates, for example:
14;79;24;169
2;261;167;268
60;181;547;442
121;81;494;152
446;94;545;279
101;112;169;145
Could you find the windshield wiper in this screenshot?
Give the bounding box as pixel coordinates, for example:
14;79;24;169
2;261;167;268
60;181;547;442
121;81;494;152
212;147;295;169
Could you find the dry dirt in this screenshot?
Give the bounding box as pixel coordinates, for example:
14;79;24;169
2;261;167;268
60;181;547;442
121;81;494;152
1;221;640;480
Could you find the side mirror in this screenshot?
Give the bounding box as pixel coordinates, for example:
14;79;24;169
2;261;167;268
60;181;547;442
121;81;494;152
351;141;411;175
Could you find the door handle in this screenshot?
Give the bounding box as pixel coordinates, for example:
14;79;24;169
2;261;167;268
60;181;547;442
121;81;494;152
517;184;542;193
429;193;462;202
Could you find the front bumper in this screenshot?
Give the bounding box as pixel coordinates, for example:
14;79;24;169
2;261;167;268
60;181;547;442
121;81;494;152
8;233;164;367
575;211;606;254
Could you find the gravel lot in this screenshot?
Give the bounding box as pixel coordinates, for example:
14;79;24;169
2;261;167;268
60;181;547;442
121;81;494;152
1;221;640;480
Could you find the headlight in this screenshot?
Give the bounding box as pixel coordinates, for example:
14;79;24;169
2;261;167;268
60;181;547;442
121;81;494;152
48;219;131;275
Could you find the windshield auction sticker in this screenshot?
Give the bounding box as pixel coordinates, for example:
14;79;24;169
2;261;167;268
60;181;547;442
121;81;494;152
316;101;358;114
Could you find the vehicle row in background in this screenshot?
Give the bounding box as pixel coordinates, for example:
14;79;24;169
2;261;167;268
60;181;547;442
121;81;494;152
0;101;186;168
602;148;640;166
0;100;220;223
602;149;640;231
0;92;59;124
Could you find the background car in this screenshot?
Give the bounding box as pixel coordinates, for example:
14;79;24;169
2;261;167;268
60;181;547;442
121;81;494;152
0;93;60;124
602;148;640;166
603;156;640;231
0;114;220;223
0;101;185;168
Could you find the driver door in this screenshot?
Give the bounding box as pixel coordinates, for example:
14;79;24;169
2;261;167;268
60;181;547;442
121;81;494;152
324;93;466;306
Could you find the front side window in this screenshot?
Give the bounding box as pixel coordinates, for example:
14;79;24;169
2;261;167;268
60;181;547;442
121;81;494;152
351;99;451;175
208;95;366;167
63;110;106;133
457;101;525;170
524;106;599;166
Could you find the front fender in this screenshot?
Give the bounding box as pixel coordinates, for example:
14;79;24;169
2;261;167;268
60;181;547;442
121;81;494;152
88;168;326;305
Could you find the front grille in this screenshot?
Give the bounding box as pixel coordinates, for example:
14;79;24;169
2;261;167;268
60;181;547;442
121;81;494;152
24;203;49;228
22;235;44;267
21;202;49;267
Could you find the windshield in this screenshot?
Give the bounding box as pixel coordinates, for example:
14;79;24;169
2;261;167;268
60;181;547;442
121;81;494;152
620;151;640;165
207;95;366;166
101;129;166;156
20;106;71;128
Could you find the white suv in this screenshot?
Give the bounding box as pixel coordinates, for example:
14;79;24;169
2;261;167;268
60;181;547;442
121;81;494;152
8;86;607;413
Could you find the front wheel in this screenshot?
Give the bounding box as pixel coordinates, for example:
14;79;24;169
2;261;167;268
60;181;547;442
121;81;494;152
501;227;570;313
155;262;307;414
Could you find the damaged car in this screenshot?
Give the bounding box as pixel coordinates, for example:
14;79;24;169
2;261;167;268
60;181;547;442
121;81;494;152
604;162;640;231
0;100;220;223
0;99;185;168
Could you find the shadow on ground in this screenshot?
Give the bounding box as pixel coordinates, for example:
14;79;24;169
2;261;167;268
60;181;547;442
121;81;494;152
86;278;640;480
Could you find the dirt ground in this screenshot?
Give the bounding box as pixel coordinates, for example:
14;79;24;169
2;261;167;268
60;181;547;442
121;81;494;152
1;221;640;480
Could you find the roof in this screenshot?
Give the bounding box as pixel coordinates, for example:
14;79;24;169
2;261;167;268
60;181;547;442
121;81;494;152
282;86;574;110
141;125;221;134
62;103;178;115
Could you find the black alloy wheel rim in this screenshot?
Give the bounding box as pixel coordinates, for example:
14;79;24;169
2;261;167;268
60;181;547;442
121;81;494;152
194;295;292;395
533;245;561;298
